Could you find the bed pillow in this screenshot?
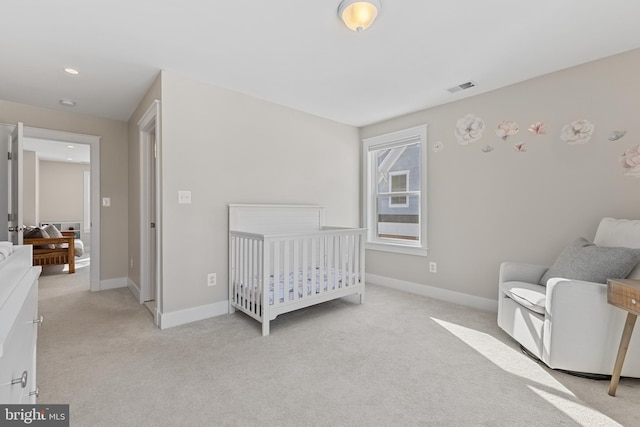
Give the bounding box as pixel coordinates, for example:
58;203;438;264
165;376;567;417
24;227;55;249
539;237;640;286
43;224;63;238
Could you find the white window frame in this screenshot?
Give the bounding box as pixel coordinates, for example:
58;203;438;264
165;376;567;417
362;125;428;256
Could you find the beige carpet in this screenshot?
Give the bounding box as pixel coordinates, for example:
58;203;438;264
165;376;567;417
37;266;640;426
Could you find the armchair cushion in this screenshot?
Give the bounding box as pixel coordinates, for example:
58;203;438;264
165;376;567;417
539;237;640;285
499;281;546;314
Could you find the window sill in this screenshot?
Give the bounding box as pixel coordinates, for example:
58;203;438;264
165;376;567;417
365;241;428;257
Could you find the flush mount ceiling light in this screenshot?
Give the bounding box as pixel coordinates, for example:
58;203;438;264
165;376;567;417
59;99;76;107
338;0;381;32
64;68;79;75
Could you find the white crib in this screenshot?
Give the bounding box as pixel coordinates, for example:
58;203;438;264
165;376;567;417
229;204;366;336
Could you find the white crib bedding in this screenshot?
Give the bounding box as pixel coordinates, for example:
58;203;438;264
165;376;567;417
237;268;356;305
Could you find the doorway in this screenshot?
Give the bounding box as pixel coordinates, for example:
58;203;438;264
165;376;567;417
13;125;101;292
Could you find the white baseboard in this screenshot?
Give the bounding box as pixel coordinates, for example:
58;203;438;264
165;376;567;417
158;300;229;329
366;273;498;313
100;277;128;290
127;278;141;302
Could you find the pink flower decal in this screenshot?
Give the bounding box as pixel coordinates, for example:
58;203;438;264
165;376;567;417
513;142;527;152
455;114;485;145
528;122;546;135
496;120;519;140
620;145;640;177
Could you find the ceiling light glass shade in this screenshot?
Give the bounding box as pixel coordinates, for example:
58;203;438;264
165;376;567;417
338;0;381;32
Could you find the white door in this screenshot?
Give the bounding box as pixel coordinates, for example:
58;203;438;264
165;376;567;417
8;123;24;244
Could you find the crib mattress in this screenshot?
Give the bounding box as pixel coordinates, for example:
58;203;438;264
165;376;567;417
236;268;355;305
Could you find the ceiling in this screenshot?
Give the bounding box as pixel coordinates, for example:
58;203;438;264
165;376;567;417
23;138;90;164
2;1;640;127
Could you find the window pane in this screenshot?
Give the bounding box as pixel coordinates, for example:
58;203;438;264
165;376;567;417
391;174;407;192
377;195;420;241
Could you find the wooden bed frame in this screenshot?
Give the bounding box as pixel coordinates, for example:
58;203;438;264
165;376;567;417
23;231;75;273
229;204;365;336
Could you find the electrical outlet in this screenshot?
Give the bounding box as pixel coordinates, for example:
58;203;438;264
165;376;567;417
207;273;217;287
429;262;437;273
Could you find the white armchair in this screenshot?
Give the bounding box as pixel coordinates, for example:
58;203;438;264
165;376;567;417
497;218;640;377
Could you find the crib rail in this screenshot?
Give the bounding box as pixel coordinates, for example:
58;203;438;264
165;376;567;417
229;227;366;335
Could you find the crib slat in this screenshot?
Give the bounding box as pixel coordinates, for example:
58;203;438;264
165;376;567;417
273;240;281;305
293;239;300;300
302;238;308;298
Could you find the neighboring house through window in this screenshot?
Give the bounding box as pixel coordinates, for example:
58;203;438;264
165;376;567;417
362;125;428;256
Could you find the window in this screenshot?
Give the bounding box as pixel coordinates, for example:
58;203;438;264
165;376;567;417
389;171;409;207
362;125;427;256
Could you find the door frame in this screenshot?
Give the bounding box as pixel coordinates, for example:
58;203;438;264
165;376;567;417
138;100;162;326
23;126;101;292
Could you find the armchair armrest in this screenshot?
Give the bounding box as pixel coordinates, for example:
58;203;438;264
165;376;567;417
542;277;624;371
499;261;548;285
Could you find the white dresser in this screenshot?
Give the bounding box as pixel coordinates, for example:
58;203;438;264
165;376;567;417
0;245;42;403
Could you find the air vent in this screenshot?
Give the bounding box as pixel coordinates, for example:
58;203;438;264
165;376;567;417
447;81;477;94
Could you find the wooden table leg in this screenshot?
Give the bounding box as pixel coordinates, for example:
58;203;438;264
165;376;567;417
609;312;637;396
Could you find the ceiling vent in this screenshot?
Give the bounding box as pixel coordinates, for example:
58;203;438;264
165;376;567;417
447;81;477;94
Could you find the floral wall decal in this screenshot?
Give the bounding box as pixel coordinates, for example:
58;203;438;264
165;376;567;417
609;130;627;141
513;142;527;152
496;120;519;140
620;145;640;177
560;119;595;144
432;141;444;152
528;122;546;135
481;145;494;153
455;114;485;145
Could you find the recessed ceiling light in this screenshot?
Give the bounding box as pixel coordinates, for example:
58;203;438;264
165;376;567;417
64;68;79;75
59;99;76;107
67;145;75;149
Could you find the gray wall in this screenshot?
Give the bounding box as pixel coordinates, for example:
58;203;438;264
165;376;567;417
155;70;360;315
39;160;89;226
361;48;640;303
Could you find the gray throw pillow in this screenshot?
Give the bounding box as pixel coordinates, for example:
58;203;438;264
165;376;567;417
539;237;640;285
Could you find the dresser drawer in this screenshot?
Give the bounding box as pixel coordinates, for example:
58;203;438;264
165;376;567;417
0;278;39;403
608;279;640;316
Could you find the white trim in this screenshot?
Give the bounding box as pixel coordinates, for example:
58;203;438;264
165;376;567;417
100;277;128;290
138;100;162;327
362;125;428;256
83;171;90;233
366;273;498;313
127;278;141;301
158;301;229;329
23;126;101;292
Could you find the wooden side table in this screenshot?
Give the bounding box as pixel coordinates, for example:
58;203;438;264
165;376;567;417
607;279;640;396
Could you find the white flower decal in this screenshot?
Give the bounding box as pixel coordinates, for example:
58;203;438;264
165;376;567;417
620;145;640;177
560;119;595;144
455;114;485;145
432;141;444;152
496;120;519;140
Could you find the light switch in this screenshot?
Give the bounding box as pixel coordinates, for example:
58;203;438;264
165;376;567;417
178;191;192;204
102;197;111;207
